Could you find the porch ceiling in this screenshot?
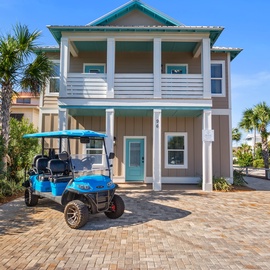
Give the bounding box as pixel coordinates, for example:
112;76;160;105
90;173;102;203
72;41;197;52
68;108;203;117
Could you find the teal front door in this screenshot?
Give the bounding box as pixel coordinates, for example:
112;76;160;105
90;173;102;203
125;138;145;181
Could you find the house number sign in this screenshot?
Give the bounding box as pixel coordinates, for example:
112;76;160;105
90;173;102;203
156;119;159;128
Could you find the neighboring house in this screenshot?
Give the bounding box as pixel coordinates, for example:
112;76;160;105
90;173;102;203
245;133;262;147
38;0;242;191
11;92;40;129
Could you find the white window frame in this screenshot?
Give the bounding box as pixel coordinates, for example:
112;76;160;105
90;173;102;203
83;133;106;167
211;60;226;97
165;64;188;74
46;60;60;96
165;132;188;169
83;63;106;74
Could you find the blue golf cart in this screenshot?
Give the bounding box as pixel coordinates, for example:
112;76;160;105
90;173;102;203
23;129;125;229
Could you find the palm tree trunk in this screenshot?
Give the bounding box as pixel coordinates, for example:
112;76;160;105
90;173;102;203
261;136;269;179
0;83;13;173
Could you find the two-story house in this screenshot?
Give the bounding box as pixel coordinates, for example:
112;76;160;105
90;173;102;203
38;0;242;191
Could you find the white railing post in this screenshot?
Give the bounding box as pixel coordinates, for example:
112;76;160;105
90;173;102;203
202;38;211;99
153;38;162;98
60;37;70;97
107;38;115;98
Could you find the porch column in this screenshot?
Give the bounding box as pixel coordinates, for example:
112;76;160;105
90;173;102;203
153;38;162;98
105;109;115;156
107;38;115;98
58;108;68;131
60;37;70;97
202;110;214;191
59;108;68;151
202;38;211;99
153;109;162;191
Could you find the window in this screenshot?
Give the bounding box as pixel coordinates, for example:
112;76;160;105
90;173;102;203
48;60;60;94
165;132;187;169
10;113;24;121
85;138;104;165
83;64;106;73
166;64;188;74
16;98;31;104
211;61;225;96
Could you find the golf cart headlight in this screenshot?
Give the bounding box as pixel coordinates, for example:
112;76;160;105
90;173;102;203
107;181;114;187
78;184;91;190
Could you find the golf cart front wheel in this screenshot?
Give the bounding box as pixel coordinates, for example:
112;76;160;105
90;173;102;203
64;200;89;229
24;188;39;207
105;194;125;219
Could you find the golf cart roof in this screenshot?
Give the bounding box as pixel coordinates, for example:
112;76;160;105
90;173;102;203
23;129;107;139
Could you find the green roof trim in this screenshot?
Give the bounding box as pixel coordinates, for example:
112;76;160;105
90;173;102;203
47;25;223;47
212;47;243;61
88;0;183;26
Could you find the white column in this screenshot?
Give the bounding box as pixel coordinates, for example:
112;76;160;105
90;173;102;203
60;37;70;97
105;109;115;156
227;53;233;183
202;38;211;99
153;109;162;191
107;38;115;98
58;108;68;131
202;110;213;191
153;38;162;98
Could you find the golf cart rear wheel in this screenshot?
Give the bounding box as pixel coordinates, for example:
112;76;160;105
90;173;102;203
64;200;89;229
105;194;125;219
24;188;39;206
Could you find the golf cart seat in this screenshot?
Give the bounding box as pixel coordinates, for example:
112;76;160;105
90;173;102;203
36;157;49;174
47;159;72;183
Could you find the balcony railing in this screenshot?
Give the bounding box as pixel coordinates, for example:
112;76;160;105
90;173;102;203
66;73;203;99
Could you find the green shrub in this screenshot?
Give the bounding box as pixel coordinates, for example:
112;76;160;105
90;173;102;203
253;159;264;168
234;144;253;167
7;118;40;183
233;169;248;186
0;179;23;197
213;176;232;192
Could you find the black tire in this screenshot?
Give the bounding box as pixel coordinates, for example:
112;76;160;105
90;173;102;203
64;200;89;229
104;194;125;219
24;188;39;207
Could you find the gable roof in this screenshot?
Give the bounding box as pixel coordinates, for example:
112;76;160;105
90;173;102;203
87;0;184;26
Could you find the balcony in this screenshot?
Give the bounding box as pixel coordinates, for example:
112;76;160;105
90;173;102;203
66;73;204;99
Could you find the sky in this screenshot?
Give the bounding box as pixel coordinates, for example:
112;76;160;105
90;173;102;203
1;0;270;142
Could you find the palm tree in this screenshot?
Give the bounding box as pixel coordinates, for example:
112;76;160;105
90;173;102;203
232;127;241;143
239;102;270;178
0;24;54;172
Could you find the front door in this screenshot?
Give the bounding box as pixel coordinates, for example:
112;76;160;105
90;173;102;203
125;138;145;181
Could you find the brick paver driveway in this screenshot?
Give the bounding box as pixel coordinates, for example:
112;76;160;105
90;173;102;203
0;179;270;270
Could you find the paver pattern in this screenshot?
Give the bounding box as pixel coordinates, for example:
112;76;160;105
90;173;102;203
0;177;270;270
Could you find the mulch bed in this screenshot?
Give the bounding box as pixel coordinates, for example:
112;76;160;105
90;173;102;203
0;191;24;206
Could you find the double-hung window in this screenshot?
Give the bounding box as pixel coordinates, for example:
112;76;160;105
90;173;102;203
211;61;225;96
85;138;104;166
165;132;187;169
47;60;60;95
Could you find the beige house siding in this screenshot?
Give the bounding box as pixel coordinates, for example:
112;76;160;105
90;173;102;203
162;52;201;74
212;115;230;177
162;116;202;178
109;10;164;26
43;96;59;108
70;52;107;73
